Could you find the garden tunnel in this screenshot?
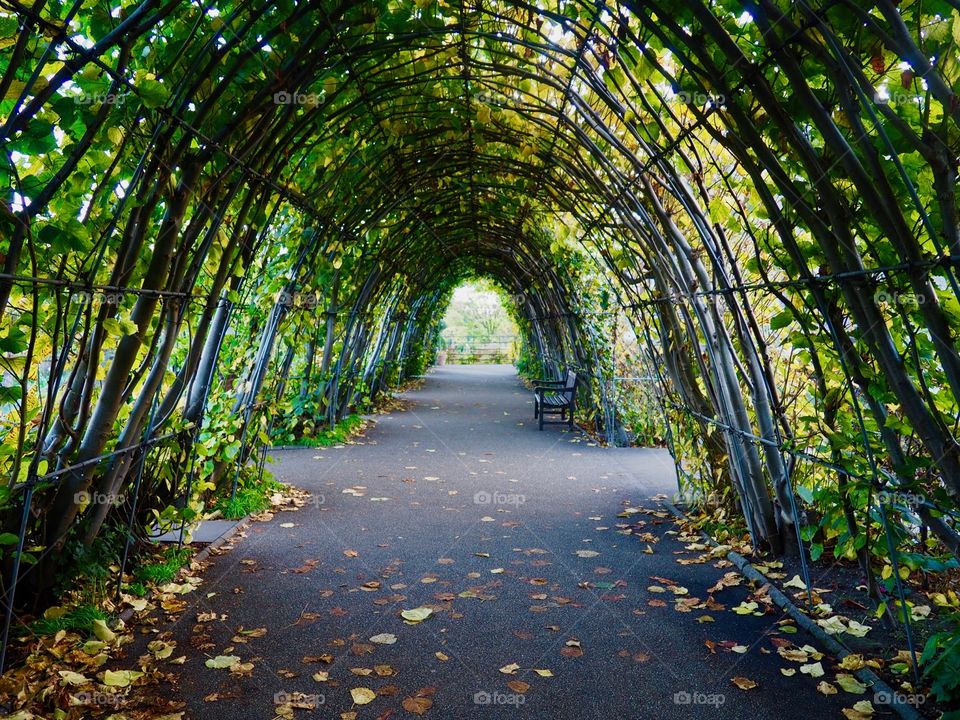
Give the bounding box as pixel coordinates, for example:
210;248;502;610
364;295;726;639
2;0;960;684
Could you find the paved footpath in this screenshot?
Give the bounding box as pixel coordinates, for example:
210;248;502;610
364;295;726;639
135;364;854;719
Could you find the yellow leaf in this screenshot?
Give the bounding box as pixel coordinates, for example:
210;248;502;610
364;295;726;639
731;676;757;690
103;669;143;687
401;607;433;623
58;670;89;686
835;674;867;694
499;662;520;674
91;619;116;643
205;655;240;669
350;687;376;705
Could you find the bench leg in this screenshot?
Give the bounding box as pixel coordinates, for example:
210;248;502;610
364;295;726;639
539;411;544;431
568;405;574;429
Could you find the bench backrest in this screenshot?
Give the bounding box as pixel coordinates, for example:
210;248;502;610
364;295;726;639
562;370;577;400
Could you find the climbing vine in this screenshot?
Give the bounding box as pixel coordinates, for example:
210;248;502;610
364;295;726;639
1;0;959;696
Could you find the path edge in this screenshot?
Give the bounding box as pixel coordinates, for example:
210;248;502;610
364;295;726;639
118;517;252;623
661;500;923;720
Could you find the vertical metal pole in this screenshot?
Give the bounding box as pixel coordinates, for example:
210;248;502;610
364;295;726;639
0;484;34;675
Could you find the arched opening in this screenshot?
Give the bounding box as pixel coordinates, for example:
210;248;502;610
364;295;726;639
438;279;519;365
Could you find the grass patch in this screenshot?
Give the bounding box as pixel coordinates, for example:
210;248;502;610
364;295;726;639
29;605;109;636
289;413;366;447
213;476;284;520
133;546;193;586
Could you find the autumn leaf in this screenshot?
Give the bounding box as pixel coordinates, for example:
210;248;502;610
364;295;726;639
499;663;520;674
507;680;530;693
370;633;397;644
402;696;433;715
731;676;757;690
835;674;867;694
350;687;376;705
401;607;433;623
205;655;241;669
58;670;89;686
103;669;144;686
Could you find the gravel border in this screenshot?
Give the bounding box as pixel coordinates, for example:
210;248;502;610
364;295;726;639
662;500;925;720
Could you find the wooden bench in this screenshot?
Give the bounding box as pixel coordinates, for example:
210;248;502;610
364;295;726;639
533;370;577;430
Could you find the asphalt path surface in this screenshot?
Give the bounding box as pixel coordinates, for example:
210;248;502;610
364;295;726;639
140;364;855;719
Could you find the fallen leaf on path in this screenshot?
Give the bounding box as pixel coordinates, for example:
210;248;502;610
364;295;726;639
370;633;397;645
351;687;376;705
499;663;520;674
205;655;240;670
402;696;433;715
835;674;867;694
731;676;757;690
401;607;433;623
784;575;807;590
